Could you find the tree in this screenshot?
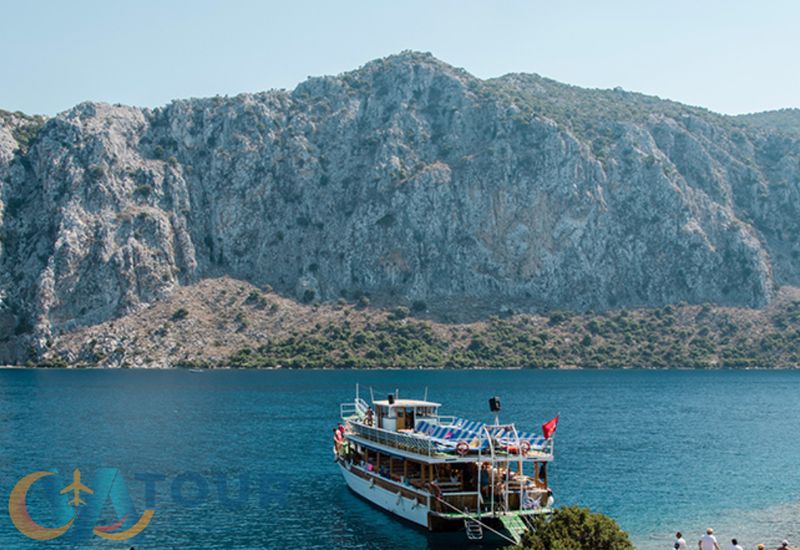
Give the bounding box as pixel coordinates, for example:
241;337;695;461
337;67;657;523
390;306;410;320
170;308;189;321
514;506;634;550
301;289;316;304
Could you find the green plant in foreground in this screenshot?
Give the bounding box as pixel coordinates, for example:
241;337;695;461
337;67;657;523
513;506;634;550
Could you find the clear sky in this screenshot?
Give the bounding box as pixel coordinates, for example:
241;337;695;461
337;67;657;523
2;0;798;116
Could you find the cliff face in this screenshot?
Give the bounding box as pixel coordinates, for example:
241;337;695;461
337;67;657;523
1;52;799;362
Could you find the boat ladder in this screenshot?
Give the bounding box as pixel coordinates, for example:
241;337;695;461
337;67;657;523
433;495;516;545
499;515;528;544
464;517;483;541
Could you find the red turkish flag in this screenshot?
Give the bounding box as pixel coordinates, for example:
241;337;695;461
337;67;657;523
542;415;559;439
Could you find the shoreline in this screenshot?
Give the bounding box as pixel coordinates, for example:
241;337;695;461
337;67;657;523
2;365;800;371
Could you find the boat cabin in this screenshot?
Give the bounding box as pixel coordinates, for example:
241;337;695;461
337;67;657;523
371;398;441;431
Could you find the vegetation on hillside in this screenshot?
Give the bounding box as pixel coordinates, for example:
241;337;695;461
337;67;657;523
481;73;749;151
42;278;800;369
224;297;800;369
512;506;634;550
736;108;800;136
0;109;46;155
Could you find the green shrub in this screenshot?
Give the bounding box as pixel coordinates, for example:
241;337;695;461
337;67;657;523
245;290;268;308
515;506;634;550
171;308;189;321
548;311;568;326
376;213;396;227
134;184;153;197
391;306;410;320
87;165;105;181
37;356;69;369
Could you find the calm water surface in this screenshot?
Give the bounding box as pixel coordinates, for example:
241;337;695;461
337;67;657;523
0;369;798;549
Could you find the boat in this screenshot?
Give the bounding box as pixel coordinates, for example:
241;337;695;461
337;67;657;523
334;387;557;544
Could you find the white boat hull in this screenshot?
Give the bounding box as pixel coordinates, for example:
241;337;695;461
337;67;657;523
337;462;430;528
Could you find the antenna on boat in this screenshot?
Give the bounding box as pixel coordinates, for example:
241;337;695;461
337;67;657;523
369;386;375;404
423;386;428;401
395;388;399;398
356;383;359;401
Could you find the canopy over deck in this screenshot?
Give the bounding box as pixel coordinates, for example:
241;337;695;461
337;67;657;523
372;399;442;408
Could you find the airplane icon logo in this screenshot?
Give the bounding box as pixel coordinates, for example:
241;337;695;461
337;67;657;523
59;469;93;506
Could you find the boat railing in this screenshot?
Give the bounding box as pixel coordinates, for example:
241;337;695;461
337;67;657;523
436;491;480;513
436;415;457;426
340;397;370;421
348;421;435;456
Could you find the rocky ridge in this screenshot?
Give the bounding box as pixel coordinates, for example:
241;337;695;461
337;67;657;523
1;52;799;364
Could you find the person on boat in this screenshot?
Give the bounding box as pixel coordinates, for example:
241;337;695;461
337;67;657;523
699;528;721;550
365;408;374;426
546;488;554;508
337;423;346;436
757;545;765;550
729;538;743;550
674;532;687;550
777;540;790;550
479;464;490;496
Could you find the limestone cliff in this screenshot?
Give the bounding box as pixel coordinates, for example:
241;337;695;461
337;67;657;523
1;52;799;363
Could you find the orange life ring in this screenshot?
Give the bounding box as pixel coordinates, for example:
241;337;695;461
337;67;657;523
456;440;470;456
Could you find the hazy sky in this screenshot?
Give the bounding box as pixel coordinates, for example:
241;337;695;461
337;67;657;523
2;0;798;116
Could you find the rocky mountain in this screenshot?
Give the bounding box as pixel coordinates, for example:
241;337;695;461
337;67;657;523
1;51;799;364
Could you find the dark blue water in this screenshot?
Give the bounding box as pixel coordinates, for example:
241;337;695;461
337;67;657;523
0;369;798;549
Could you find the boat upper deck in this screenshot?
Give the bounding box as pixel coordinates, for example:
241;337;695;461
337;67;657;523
340;396;554;463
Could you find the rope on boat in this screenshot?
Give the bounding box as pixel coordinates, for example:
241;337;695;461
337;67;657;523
432;494;518;545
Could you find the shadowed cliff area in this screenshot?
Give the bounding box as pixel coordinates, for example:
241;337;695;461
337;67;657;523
1;51;799;364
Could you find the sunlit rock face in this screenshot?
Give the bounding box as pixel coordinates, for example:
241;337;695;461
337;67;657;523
0;52;798;360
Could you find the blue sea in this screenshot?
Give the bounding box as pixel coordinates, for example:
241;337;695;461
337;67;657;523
0;369;798;549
